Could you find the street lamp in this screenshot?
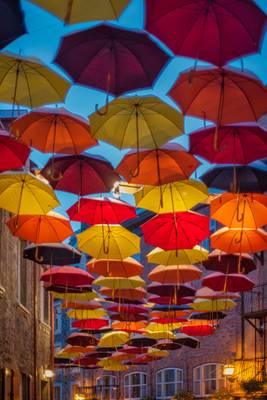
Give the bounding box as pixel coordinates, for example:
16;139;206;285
223;364;235;377
43;368;55;379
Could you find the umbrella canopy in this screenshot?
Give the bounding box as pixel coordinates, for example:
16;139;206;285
191;298;236;312
189;124;267;165
42;154;119;196
40;266;94;286
181;324;215;337
61;300;102;310
55;25;169;96
190;312;227;321
90;96;183;149
116;143;199;185
87;258;143;277
119;345;148;355
0;130;30;172
154;340;181;351
141;211;209;250
52;291;97;302
93;276;145;290
11;107;97;154
149;295;192;306
23;243;82;265
66;333;98;347
67;197;136;225
147;246;208;266
135;180;208;213
6;211;73;243
0;172;59;215
72;319;109;330
28;0;130;24
112;321;147;333
148;265;202;284
98;331;129;348
211;227;267;253
145;0;267;66
174;333;200;348
127;335;156;347
203;272;255;293
67;309;107;319
100;287;146;302
0;53;70;107
110;312;147;322
210;193;267;229
195;287;240;300
0;0;26;50
200;166;267;193
147;283;195;297
77;225;140;259
146;330;176;340
108;304;147;315
203;250;256;274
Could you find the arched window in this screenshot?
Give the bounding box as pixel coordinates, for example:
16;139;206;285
156;368;183;399
193;363;225;397
97;376;117;400
124;372;147;400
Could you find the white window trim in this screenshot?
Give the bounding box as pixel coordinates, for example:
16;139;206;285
97;375;117;400
124;372;147;400
193;363;225;398
156;368;183;399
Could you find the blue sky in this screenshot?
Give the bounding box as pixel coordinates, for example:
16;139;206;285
2;0;267;213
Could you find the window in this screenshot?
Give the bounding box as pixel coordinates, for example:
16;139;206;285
21;373;30;400
97;376;117;400
156;368;183;399
40;283;49;324
17;241;28;308
54;385;62;400
124;373;147;400
193;364;225;397
54;304;61;334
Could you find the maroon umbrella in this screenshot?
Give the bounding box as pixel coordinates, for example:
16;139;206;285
145;0;267;66
202;272;255;293
41;266;94;286
203;250;256;274
54;24;169;100
66;333;98;347
147;283;195;297
109;313;147;322
41;154;119;195
0;129;30;172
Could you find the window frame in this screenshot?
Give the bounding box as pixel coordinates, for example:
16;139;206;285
97;375;117;400
124;372;147;400
54;384;62;400
193;363;225;397
156;368;183;399
40;283;50;325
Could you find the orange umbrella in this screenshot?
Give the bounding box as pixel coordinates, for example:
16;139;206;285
116;143;199;185
148;265;201;284
112;321;147;333
6;211;73;243
61;300;102;310
150;310;189;319
211;227;267;253
211;192;267;229
99;287;147;302
87;257;143;277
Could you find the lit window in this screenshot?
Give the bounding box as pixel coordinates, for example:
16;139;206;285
193;364;225;397
124;373;147;400
156;368;183;399
97;375;117;400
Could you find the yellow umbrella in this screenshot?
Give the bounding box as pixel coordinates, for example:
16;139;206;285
52;291;98;301
67;309;107;319
90;96;183;150
93;276;145;289
146;330;176;340
147;246;208;266
146;322;181;332
147;348;169;358
135;180;208;213
29;0;131;24
0;173;59;215
190;298;236;312
77;224;140;259
0;53;70;108
98;331;129;348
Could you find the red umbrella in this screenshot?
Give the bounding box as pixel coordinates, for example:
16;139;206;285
40;266;94;287
72;319;109;330
67;196;136;224
190;124;267;165
169;67;267;150
145;0;267;66
141;211;209;250
0;129;30;172
148;295;193;305
41;154;119;195
107;304;148;314
119;345;148;355
202;272;255;293
181;324;215;337
203;250;256;274
66;333;98;347
151;317;186;324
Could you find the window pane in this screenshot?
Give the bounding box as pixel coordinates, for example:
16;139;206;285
165;383;175;397
156;384;162;397
132;385;140;398
165;369;175;383
132;374;140;385
193;381;200;396
125;376;129;386
204;378;217;395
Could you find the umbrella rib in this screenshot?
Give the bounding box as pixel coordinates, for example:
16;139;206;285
119;106;136;149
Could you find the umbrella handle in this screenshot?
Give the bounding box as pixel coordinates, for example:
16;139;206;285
95;102;109;116
47;168;63;181
234;230;243;244
236;195;245;222
35;247;44;263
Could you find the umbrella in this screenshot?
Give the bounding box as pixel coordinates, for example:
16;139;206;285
116;143;199;185
200;166;267;193
0;52;70;108
42;154;119;196
28;0;130;24
87;258;143;277
0;0;26;50
100;287;146;302
154;340;181;351
146;331;176;340
40;266;94;286
147;283;195;297
211;227;267;254
52;291;98;302
145;0;267;66
135;180;208;213
203;250;256;274
61;300;102;310
0;172;59;215
98;331;129;348
119;345;148;355
141;211;209;250
67;309;107;319
11;107;97;155
44;284;92;294
148;265;202;284
107;304;147;315
6;211;73;243
210;193;267;229
147;246;208;266
66;333;98;347
72;319;109;330
191;298;236;312
55;25;169;98
175;333;200;348
112;321;147;333
76;225;140;259
127;335;156;347
181;324;215;337
169;67;267;150
110;313;147;322
202;272;255;293
0;129;30;172
23;242;82;265
190;312;227;321
189;124;267;165
67;197;136;225
93;276;145;290
149;295;192;306
195;287;240;300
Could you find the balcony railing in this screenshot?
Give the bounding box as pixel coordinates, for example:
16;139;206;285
242;283;267;317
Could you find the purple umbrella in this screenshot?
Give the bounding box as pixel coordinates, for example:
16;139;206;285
54;24;169;107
